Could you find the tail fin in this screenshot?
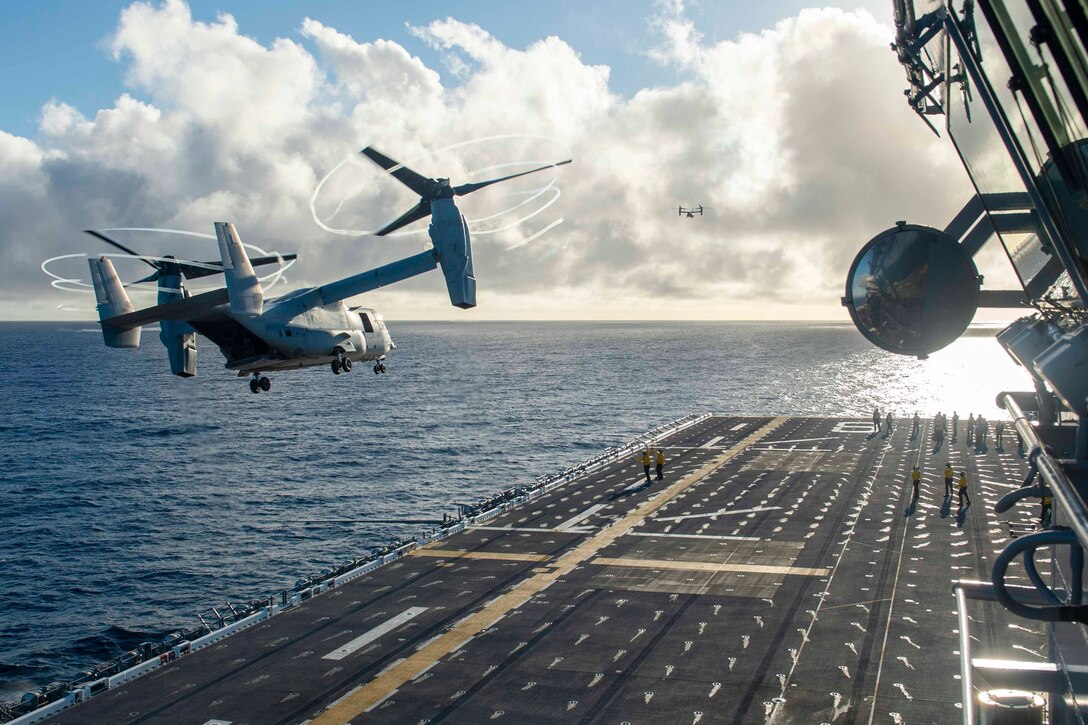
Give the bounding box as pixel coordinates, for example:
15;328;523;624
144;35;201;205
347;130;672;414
88;256;142;348
214;222;263;315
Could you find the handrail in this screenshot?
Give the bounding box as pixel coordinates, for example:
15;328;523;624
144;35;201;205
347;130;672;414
954;582;976;725
998;392;1088;550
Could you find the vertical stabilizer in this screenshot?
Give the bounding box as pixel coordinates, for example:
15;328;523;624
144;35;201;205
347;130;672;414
214;222;263;315
88;256;141;348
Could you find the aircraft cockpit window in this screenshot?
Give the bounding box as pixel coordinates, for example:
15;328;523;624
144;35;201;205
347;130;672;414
361;313;374;333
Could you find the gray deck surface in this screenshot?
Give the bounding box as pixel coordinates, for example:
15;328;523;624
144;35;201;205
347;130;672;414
49;416;1042;724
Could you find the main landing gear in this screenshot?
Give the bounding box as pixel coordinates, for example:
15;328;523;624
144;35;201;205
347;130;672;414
331;354;353;375
249;374;271;394
374;360;387;374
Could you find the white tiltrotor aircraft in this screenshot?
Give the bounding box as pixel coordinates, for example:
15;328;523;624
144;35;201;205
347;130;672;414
87;147;570;393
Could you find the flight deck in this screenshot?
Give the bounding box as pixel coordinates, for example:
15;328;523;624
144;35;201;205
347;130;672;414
40;416;1041;724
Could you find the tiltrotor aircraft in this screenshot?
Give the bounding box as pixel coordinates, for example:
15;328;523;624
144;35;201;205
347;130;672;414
678;205;704;218
87;147;570;393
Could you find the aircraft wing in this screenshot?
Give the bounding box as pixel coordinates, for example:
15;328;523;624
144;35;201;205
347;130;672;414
103;287;230;330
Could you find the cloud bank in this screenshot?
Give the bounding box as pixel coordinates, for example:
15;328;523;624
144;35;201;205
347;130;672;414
2;0;979;320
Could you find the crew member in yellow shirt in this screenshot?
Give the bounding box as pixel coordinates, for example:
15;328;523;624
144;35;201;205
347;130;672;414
957;471;970;508
910;466;921;497
641;449;652;483
943;463;955;497
655;448;666;481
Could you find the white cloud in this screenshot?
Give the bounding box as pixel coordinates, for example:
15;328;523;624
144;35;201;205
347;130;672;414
0;1;979;321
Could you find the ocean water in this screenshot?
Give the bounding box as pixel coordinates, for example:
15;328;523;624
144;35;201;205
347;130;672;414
0;320;1028;699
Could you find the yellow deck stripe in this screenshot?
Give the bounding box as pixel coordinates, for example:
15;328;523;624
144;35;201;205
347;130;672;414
311;417;788;725
591;556;830;577
411;549;551;563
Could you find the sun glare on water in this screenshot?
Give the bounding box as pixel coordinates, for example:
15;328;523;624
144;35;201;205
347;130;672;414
843;329;1030;420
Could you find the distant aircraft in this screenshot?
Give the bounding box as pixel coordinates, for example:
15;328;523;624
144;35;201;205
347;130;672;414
86;147;570;393
678;205;704;218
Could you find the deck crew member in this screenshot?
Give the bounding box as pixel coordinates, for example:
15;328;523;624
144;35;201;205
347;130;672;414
976;416;987;446
951;411;959;442
655;447;665;481
995;420;1005;449
910;465;921;497
885;411;893;434
1041;493;1052;527
944;463;955;497
958;471;970;508
873;408;881;432
966;414;975;445
933;412;945;446
912;412;920;438
641;448;653;483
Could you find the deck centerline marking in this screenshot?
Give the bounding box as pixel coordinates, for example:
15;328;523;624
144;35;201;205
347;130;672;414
591;557;829;577
701;435;724;449
310;416;788;725
322;607;429;661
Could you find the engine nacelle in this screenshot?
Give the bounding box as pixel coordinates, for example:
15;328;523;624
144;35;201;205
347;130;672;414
160;320;197;377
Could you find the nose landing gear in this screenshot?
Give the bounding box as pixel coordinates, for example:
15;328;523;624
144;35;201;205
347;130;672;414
249;374;271;393
373;361;388;374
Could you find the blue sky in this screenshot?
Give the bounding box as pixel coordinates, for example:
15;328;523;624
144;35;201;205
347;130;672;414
4;0;981;321
1;0;889;139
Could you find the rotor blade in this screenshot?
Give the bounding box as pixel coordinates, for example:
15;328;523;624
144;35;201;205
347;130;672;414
452;159;572;197
360;147;439;198
375;201;432;237
174;261;223;280
130;270;162;285
83;229;158;270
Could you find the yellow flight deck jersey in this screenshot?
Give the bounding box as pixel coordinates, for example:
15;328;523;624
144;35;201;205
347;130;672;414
641;451;652;466
958;474;968;490
655;450;665;465
911;469;921;482
944;466;954;480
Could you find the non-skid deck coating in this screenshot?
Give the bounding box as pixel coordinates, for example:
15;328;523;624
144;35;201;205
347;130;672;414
51;416;1043;725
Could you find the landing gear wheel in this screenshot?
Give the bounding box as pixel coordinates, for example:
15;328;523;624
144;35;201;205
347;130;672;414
373;363;381;374
341;358;352;372
259;376;271;392
249;379;261;394
379;363;387;374
332;360;342;375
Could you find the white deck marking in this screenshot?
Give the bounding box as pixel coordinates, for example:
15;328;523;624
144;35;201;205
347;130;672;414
322;607;429;661
701;436;725;449
655;505;781;522
750;436;836;445
730;424;747;431
833;421;873;434
473;526;586;534
555;504;606;531
627;532;760;541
